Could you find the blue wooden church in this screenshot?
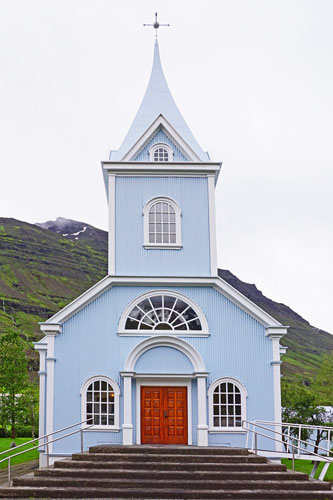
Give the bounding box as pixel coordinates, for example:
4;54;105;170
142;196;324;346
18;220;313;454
35;39;288;465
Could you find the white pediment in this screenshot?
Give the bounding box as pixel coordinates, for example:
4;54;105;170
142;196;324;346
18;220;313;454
121;115;203;163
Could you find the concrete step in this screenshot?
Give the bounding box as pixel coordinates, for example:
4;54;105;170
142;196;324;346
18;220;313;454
13;476;330;491
89;444;249;455
0;485;333;498
72;451;267;463
35;466;309;482
54;458;288;472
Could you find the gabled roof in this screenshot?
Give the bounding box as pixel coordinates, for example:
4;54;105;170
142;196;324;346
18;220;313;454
113;40;208;162
39;275;285;331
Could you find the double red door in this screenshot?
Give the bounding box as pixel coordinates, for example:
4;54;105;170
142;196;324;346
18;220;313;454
141;386;188;445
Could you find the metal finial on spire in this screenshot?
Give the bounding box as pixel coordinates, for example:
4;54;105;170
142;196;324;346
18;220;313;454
143;12;170;39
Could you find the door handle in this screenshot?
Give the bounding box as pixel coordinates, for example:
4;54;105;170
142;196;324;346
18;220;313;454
164;410;168;418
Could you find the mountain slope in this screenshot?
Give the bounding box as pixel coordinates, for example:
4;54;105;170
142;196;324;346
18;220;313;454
218;270;333;384
0;217;332;387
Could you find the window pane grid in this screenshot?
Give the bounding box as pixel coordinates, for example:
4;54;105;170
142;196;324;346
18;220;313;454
213;383;242;428
125;294;202;331
148;202;176;244
86;381;115;426
153;147;169;162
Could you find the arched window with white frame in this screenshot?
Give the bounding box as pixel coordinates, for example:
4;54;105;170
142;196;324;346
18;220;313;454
81;376;120;430
118;290;209;336
208;377;247;431
143;197;181;248
150;143;173;162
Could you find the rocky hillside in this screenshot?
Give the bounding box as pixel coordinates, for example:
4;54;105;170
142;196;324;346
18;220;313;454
0;217;332;386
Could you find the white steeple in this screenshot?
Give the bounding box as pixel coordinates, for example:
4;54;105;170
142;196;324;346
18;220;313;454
113;40;208;161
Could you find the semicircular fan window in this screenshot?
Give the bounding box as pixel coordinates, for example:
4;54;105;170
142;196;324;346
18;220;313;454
125;295;202;332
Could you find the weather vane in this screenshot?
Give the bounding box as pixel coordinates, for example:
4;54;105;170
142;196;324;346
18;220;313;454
143;12;170;39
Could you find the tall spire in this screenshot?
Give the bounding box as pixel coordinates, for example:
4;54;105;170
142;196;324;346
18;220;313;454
114;40;208;161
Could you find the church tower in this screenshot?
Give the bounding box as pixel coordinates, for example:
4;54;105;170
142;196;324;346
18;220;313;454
103;40;221;278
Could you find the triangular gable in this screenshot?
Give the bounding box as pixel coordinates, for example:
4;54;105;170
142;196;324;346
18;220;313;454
122;115;202;162
133;127;189;162
39;275;284;331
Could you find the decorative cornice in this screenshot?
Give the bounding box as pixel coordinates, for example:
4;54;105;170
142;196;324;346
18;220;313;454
39;323;62;335
265;326;289;338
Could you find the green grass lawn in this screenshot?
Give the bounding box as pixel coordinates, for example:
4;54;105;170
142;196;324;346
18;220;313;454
0;438;39;469
282;458;333;482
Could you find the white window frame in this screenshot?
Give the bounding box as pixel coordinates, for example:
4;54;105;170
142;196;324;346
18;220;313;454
149;142;173;162
143;196;182;249
80;375;120;431
208;377;247;433
118;289;209;337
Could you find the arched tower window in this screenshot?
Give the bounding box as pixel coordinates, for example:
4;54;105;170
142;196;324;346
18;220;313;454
118;291;209;336
150;143;173;162
143;197;181;248
208;377;247;432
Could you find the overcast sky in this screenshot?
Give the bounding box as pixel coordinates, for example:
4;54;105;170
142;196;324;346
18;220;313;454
0;1;332;334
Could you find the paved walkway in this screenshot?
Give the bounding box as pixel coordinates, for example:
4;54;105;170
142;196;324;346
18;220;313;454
0;459;39;485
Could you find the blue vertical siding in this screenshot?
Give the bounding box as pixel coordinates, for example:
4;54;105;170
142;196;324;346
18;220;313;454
115;177;211;276
135;346;193;373
52;284;275;453
133;129;188;162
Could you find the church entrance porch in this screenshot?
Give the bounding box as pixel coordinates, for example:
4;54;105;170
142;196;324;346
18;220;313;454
141;386;188;445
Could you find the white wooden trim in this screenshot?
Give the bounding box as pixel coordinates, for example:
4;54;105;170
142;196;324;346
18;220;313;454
197;375;208;446
118;332;209;337
80;375;120;431
270;336;283;452
208;377;248;433
42;275;282;328
208;175;217;276
135;378;192;445
108;174;116;275
118;289;209;335
37;348;47;446
122;115;202;162
102;163;221;181
149;142;173;162
123;336;206;373
122;374;134;445
143;196;182;248
45;334;55;453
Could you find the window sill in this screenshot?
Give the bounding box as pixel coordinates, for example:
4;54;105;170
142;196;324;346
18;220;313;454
82;426;120;432
208;428;246;434
143;245;182;250
118;331;209;337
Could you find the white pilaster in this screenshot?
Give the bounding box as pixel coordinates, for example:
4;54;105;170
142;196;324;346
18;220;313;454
121;372;134;445
207;175;217;276
266;326;288;452
196;374;208;446
108;174;116;275
37;348;47;442
39;323;62;455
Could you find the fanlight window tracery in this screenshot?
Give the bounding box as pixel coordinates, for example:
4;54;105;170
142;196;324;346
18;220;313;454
125;294;202;331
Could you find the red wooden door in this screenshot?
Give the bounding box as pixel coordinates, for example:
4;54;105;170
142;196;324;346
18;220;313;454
141;386;188;445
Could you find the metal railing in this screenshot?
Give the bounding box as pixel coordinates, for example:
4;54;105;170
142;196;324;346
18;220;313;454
248;420;333;457
0;419;93;486
242;419;333;481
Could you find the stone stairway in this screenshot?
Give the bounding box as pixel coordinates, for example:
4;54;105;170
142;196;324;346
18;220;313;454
0;445;332;499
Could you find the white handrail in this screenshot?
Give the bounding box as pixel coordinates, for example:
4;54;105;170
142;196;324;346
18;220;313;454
242;419;333;481
245;420;333;457
0;418;94;486
0;418;92;457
